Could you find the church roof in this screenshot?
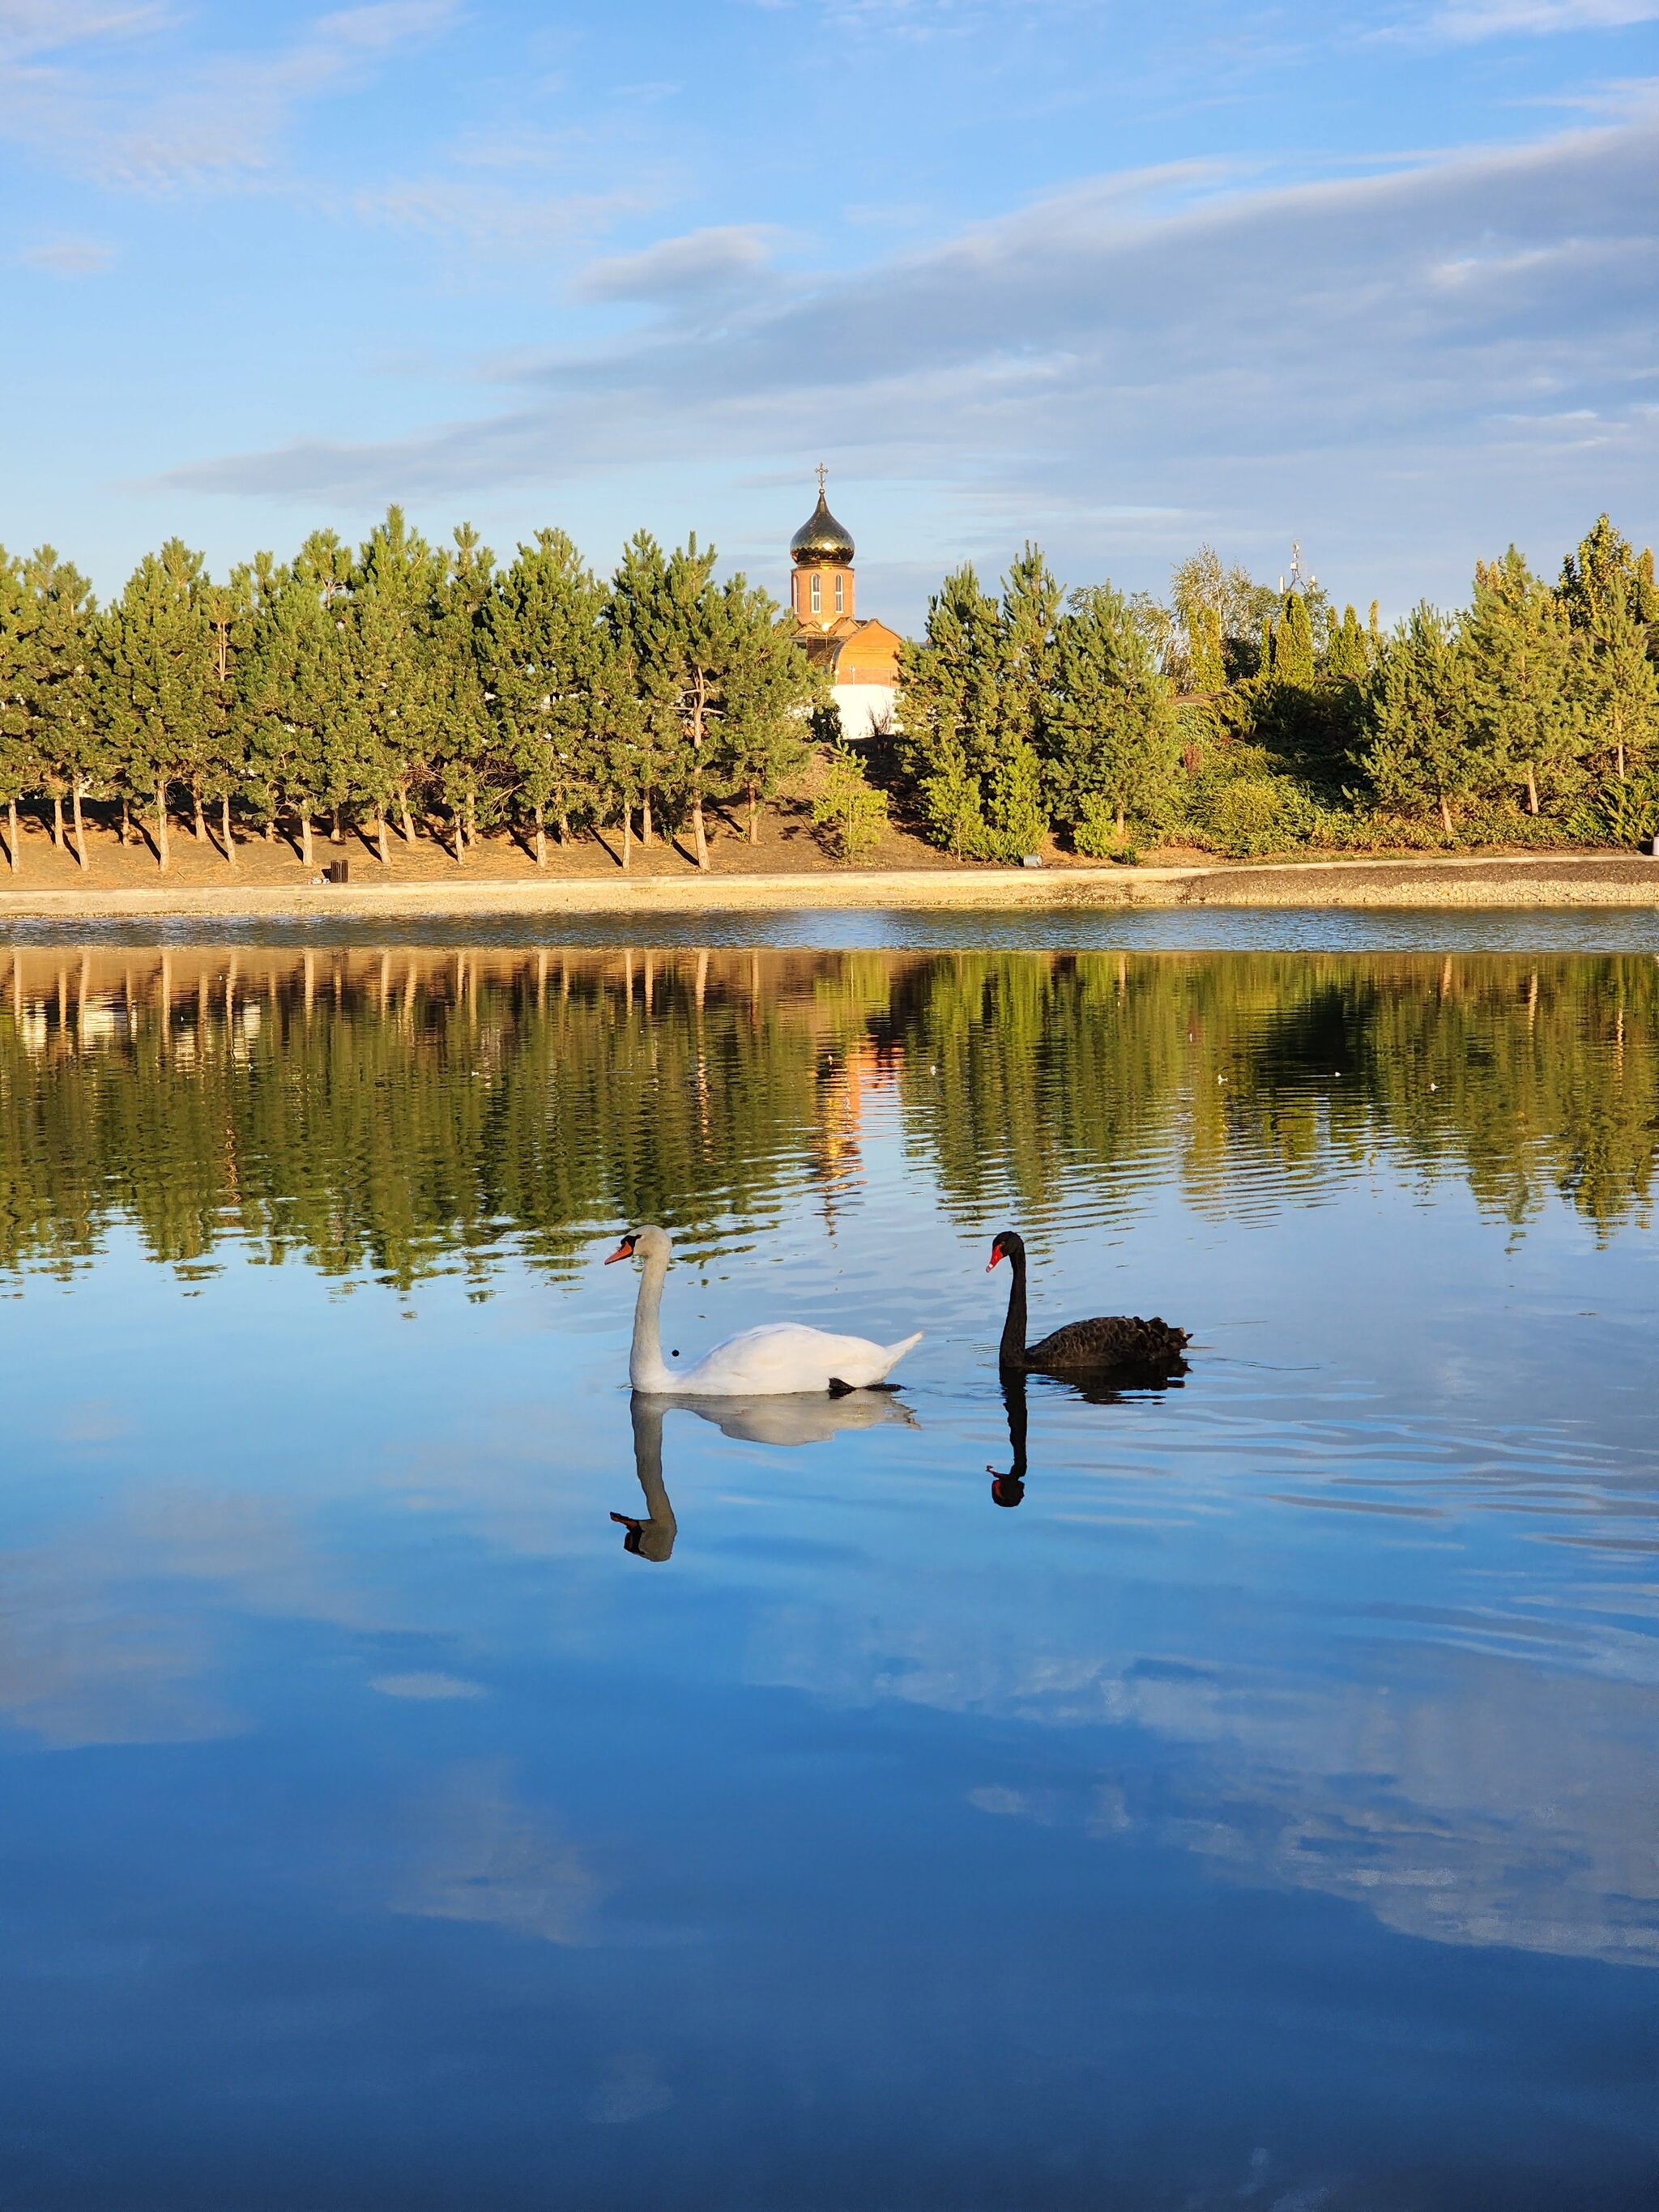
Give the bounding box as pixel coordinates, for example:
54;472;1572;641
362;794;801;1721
790;484;855;566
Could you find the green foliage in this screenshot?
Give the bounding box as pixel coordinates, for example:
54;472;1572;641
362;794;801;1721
1361;604;1474;837
1045;582;1181;850
1569;772;1659;850
1269;590;1316;685
811;743;889;863
896;564;1000;857
1180;744;1326;855
1462;546;1579;816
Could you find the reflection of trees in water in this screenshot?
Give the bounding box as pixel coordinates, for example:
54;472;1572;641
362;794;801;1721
0;943;1651;1281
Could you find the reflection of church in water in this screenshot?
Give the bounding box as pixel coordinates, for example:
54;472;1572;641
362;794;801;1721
787;468;903;742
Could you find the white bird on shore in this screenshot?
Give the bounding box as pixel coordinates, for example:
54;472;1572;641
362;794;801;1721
605;1226;922;1397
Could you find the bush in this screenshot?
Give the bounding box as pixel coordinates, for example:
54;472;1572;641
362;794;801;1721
1568;775;1659;850
1179;746;1324;856
811;744;889;863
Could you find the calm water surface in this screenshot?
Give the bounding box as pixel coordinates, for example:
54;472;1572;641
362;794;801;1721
1;927;1656;2210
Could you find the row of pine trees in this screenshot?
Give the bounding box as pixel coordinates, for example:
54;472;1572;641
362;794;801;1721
0;511;818;872
1;506;1654;872
895;517;1659;857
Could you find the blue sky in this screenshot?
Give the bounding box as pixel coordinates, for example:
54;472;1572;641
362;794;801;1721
2;0;1655;627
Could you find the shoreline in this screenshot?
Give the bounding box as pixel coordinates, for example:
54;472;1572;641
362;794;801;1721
0;852;1653;920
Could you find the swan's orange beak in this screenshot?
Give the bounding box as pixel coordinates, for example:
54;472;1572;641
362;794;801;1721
604;1238;635;1265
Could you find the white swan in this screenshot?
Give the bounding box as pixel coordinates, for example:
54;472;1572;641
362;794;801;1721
605;1226;923;1396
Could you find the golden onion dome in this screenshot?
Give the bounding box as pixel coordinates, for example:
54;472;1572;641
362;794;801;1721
790;486;855;566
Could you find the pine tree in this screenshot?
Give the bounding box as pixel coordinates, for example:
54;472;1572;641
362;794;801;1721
985;546;1060;859
1558;516;1659;785
1044;583;1181;852
23;548;99;868
1461;548;1578;816
430;522;495;861
480;530;613;862
1363;605;1482;837
0;549;36;870
895;565;1002;857
97;539;212;871
714;573;816;846
348;511;442;855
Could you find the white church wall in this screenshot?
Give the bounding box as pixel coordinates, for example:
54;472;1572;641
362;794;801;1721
830;684;898;743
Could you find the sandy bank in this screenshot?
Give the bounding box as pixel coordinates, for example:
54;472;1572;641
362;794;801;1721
0;852;1653;920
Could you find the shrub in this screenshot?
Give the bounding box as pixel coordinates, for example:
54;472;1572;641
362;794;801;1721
1567;774;1659;850
811;744;889;863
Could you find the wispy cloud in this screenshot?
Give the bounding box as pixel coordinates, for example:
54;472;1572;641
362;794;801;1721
1412;0;1659;37
20;234;116;275
0;0;463;190
575;224;783;306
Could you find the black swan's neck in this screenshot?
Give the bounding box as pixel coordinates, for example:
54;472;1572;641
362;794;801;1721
999;1246;1029;1367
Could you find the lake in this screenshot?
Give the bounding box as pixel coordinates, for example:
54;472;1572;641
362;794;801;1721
2;914;1656;2210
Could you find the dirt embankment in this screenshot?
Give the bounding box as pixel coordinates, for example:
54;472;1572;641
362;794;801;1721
0;821;1653;922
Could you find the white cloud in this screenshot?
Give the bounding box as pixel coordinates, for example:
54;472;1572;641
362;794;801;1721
154;115;1659;610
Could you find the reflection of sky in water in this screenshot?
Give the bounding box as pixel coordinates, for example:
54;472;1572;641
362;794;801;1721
1;933;1657;2209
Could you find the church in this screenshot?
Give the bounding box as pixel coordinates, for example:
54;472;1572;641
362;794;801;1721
787;470;903;741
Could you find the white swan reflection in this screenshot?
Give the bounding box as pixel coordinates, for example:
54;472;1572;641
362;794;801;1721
612;1388;919;1562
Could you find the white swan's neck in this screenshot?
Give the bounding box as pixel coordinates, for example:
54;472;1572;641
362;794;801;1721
629;1244;676;1392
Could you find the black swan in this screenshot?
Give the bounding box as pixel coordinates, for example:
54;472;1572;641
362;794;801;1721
987;1230;1189;1375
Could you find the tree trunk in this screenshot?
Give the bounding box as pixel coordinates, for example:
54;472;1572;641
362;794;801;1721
331;806;342;845
299;812;313;868
73;786;88;870
221;792;237;870
1525;766;1538;816
194;791;207;842
454;808;466;863
692;792;710;871
622;806;633;870
1439;794;1453;838
641;790;653;845
376;809;390;867
399;791;416;845
467;792;478;850
262;818;274;842
748;783;759;845
6;799;16;873
557;809;570;846
119;797;130;847
1616;728;1627;782
535;810;546;868
156;782;170;873
52;795;63;850
1115;803;1126;842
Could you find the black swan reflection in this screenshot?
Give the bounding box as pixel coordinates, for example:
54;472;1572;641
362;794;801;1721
987;1230;1188;1378
612;1387;919;1560
989;1374;1029;1508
